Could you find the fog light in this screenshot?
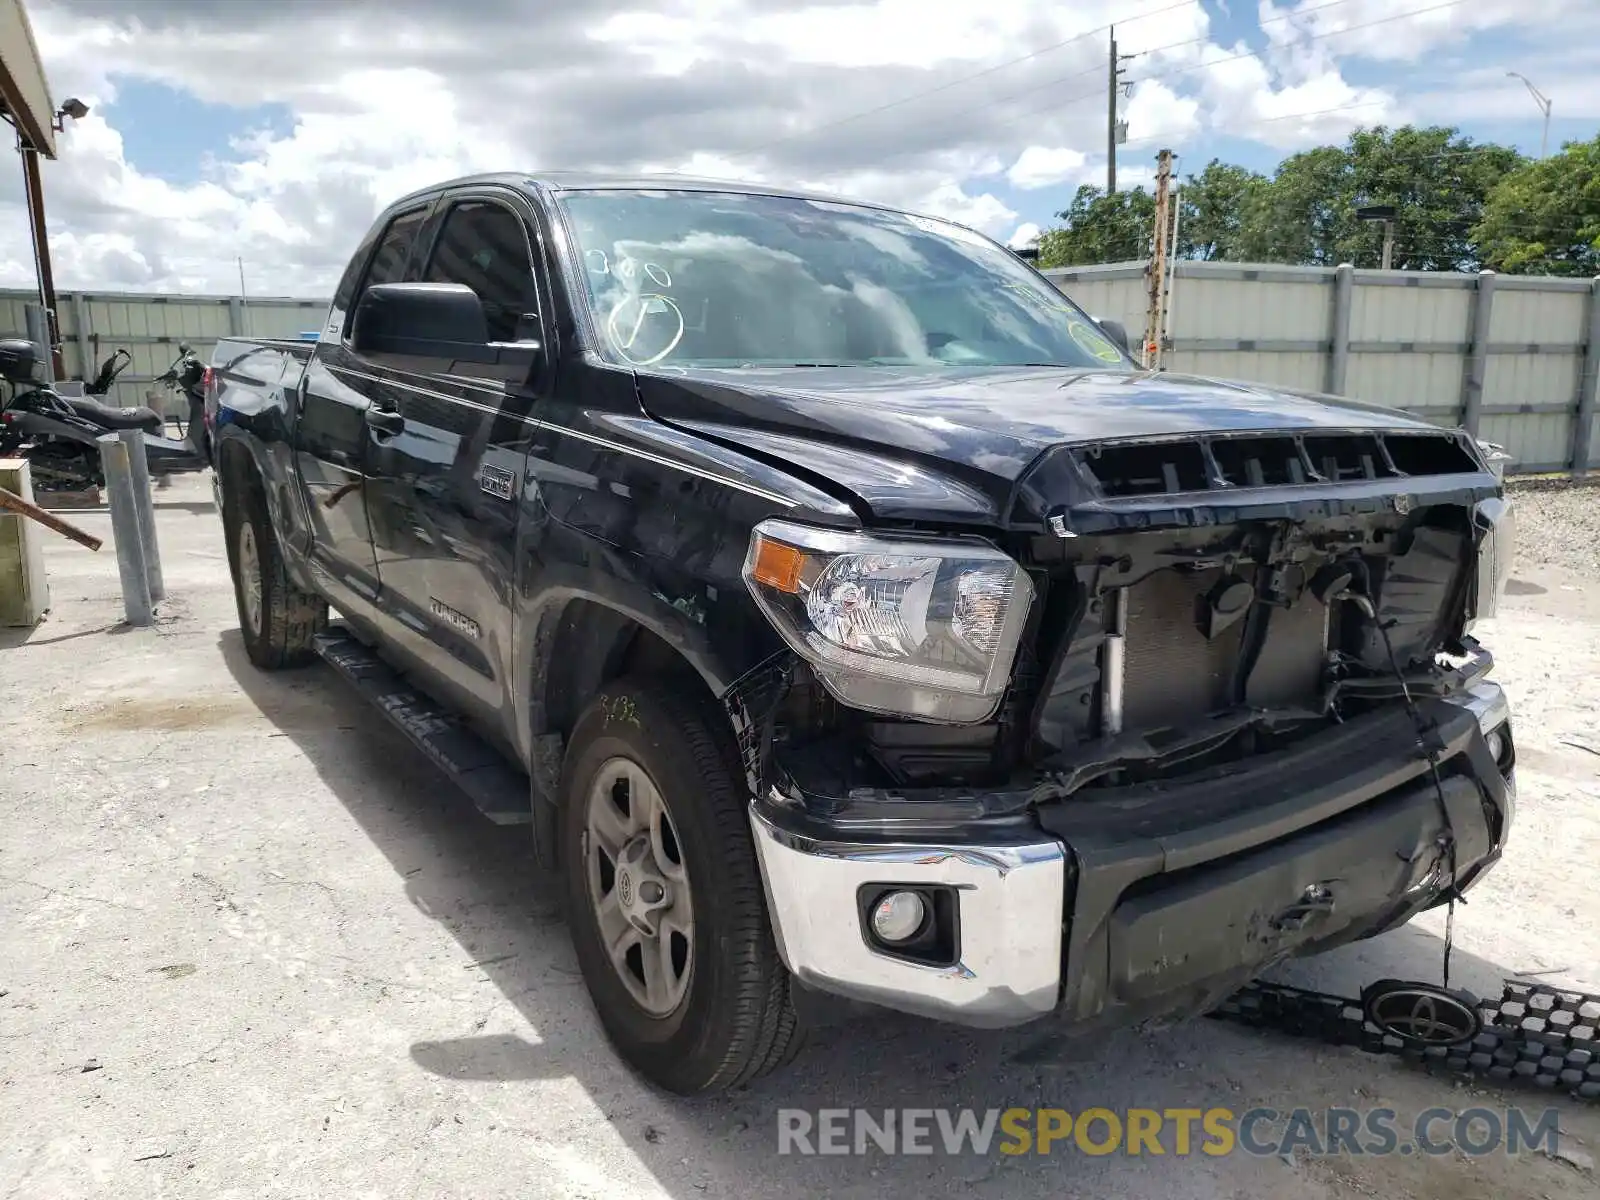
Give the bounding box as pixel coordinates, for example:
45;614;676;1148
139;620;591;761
870;891;927;944
1486;728;1504;763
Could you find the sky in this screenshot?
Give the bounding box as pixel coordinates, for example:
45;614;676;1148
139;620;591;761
1;0;1595;297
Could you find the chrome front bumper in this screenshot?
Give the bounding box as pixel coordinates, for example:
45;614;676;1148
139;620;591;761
749;809;1067;1028
750;679;1514;1028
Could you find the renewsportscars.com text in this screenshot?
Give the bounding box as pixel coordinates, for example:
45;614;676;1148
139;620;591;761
776;1106;1562;1158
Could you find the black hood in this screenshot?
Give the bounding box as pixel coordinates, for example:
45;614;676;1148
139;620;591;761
633;364;1489;531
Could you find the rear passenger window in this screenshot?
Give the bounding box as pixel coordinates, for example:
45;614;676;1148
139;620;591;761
424;201;539;343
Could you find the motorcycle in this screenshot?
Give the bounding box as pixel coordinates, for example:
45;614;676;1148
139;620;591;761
0;340;210;491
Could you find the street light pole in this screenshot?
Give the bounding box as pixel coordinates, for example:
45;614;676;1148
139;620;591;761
1506;71;1553;158
19;139;63;379
13;98;90;382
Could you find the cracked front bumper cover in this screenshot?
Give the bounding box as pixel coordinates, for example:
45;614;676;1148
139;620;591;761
749;681;1514;1029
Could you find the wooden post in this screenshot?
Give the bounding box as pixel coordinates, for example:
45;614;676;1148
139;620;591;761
0;484;103;552
1142;149;1175;369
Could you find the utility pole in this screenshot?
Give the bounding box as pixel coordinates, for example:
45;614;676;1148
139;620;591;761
1142;149;1175;369
14;99;89;382
1356;204;1397;270
1107;29;1131;194
19;140;63;380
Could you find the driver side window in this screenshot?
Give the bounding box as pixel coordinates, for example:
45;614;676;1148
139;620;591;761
423;200;540;344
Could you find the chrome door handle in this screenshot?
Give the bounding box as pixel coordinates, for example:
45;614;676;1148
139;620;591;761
365;406;404;436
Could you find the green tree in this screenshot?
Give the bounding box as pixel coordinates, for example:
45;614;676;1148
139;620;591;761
1473;135;1600;276
1035;126;1526;271
1342;126;1522;270
1237;126;1523;270
1035;185;1156;268
1179;159;1268;261
1236;144;1353;265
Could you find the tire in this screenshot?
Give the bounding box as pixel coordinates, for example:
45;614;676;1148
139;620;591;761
224;477;327;669
560;678;802;1095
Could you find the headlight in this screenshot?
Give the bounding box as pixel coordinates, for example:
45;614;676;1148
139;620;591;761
741;519;1035;723
1469;495;1515;627
1475;439;1512;482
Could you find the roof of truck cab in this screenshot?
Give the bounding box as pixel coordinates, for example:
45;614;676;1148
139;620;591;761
386;171;902;214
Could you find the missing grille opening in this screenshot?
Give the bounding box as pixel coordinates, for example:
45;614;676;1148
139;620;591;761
1210;436;1303;488
1302;435;1384;482
1077;431;1483;499
1081;441;1209;496
1384;433;1478;477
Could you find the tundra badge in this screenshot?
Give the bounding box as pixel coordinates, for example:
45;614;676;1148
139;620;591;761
430;598;482;640
477;463;516;501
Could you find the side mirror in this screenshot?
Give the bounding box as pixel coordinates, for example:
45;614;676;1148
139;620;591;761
179;342;192;355
351;282;541;384
1012;246;1040;263
1096;318;1132;357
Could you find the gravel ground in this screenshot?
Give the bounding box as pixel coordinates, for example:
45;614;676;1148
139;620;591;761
1503;477;1600;579
1;476;1598;1200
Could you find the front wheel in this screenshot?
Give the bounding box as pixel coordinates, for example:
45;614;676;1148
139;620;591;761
560;679;802;1094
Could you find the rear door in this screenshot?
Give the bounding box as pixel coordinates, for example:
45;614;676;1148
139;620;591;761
360;189;547;725
293;203;432;602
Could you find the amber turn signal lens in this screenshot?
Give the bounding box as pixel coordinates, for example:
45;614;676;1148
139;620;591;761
749;535;806;594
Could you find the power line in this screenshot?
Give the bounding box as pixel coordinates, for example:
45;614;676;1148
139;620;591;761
912;3;1483;181
1125;0;1469;89
739;0;1195;158
745;0;1380;165
1119;0;1369;65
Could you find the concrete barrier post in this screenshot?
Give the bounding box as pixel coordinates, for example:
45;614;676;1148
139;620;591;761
97;435;153;626
117;427;164;602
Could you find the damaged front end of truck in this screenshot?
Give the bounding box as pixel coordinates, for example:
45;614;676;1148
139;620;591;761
732;423;1517;1033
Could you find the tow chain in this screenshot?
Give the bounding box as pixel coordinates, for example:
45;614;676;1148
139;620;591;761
1210;979;1600;1102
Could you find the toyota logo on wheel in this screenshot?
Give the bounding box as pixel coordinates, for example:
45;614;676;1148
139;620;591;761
1362;979;1481;1047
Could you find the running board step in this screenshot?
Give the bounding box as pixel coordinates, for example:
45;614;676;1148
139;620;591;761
313;629;531;825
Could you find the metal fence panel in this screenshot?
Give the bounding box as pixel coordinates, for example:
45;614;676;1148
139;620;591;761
1046;261;1600;475
1350;277;1472;343
5;289;328;412
10;270;1600;474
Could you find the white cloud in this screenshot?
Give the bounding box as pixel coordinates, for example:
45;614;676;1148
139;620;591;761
0;0;1587;296
1006;146;1088;189
1007;220;1041;247
1123;78;1201;149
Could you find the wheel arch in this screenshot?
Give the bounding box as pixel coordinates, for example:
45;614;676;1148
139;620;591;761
214;427;317;595
519;590;756;870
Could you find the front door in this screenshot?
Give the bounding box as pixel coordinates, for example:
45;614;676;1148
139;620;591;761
294;203;431;601
360;192;548;728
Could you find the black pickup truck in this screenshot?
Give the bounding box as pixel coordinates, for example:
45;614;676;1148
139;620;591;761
208;172;1517;1095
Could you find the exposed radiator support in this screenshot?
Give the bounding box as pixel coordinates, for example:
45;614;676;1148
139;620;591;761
1101;588;1127;737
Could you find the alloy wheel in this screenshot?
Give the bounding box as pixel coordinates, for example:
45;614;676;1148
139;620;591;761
583;756;694;1018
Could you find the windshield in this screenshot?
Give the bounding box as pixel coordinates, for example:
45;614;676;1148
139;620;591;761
556;189;1130;371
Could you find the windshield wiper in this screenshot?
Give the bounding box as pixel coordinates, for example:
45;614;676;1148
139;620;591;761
738;361;855;368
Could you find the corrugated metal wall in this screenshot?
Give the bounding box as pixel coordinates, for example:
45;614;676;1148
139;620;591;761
7;270;1599;474
1046;261;1600;475
0;290;328;412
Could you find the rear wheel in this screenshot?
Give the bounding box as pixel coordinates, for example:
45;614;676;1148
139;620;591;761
224;478;327;669
560;679;802;1094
